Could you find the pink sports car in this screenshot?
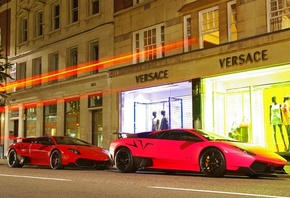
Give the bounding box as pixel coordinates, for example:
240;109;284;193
109;129;287;177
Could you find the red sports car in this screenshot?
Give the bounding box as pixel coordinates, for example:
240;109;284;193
6;136;111;170
109;129;287;177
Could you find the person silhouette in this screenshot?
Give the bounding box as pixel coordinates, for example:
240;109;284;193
281;96;290;151
270;96;287;152
160;110;169;130
151;111;160;131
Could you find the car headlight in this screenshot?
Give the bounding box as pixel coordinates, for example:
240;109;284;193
234;146;256;156
102;149;109;156
68;148;81;155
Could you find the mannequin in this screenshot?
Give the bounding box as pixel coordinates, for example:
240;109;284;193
151;111;160;131
160;110;169;130
270;96;287;152
281;96;290;151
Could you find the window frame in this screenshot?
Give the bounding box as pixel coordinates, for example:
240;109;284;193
133;23;165;64
267;0;290;32
19;17;28;43
70;0;79;23
183;14;192;52
52;3;60;30
198;6;219;49
34;10;43;37
227;1;237;42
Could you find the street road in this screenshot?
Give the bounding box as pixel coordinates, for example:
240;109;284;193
0;163;290;198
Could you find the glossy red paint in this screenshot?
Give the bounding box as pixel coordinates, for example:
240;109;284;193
6;136;111;170
109;129;287;177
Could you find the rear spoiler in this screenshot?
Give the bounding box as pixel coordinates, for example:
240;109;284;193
113;132;152;139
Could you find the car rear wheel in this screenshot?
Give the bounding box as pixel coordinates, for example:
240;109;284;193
115;147;137;173
50;150;63;170
199;148;226;177
7;149;23;168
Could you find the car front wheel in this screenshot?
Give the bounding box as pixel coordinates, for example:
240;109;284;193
115;147;137;173
50;150;63;170
7;149;23;168
199;147;226;177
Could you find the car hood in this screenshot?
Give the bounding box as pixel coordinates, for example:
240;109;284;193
63;145;109;160
222;141;287;163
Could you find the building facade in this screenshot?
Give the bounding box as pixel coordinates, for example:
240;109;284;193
1;0;290;157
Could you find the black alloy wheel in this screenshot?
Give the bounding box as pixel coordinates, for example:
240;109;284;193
115;147;137;173
50;150;63;170
7;149;23;168
199;148;226;177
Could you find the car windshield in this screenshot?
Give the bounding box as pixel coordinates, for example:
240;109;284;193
53;137;92;146
192;129;238;142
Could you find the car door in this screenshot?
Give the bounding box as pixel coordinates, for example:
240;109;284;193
29;137;54;165
153;130;203;171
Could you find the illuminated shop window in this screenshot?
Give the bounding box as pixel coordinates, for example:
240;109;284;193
202;65;290;151
25;106;37;137
65;99;80;138
44;103;57;136
199;6;219;48
268;0;290;32
121;82;192;133
88;94;102;108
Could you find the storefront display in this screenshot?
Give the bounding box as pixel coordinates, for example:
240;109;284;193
202;64;290;151
121;82;192;133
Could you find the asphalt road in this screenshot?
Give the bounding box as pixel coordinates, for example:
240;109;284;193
1;161;290;198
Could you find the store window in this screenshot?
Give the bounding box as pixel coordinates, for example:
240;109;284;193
65;98;80;138
227;1;237;42
199;6;219;48
267;0;290;32
183;14;192;52
25;106;37;137
43;103;57;136
89;94;103;146
121;82;192;133
133;24;165;64
202;64;290;151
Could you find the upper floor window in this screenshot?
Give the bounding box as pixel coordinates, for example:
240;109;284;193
19;18;28;43
48;52;59;83
32;57;42;87
68;47;78;79
16;62;26;90
70;0;79;23
133;24;165;64
227;1;237;42
89;0;100;15
89;41;99;74
52;4;60;30
199;6;219;49
183;15;192;52
35;11;43;37
267;0;290;32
